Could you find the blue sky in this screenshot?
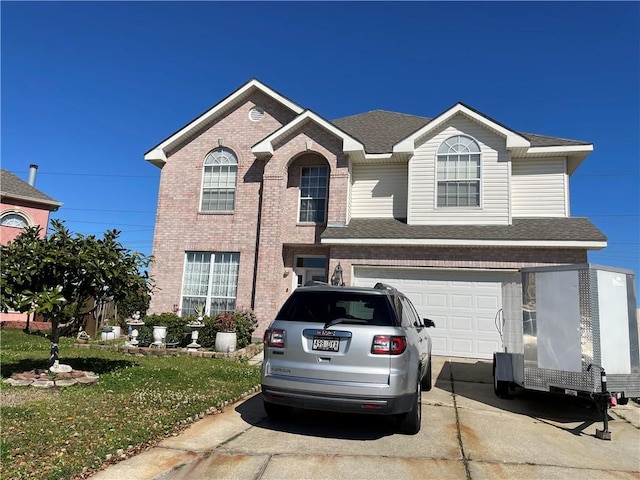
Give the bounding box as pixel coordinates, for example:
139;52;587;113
2;1;639;277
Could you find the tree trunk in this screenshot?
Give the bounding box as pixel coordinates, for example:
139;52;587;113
48;319;60;368
23;312;31;334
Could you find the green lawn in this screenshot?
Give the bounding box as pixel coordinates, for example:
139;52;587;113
0;328;261;479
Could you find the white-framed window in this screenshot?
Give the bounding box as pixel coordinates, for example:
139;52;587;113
299;166;328;223
201;147;238;212
436;135;481;207
180;252;240;317
0;212;29;228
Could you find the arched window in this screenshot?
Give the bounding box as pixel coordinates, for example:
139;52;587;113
201;148;238;212
0;212;29;228
436;135;481;207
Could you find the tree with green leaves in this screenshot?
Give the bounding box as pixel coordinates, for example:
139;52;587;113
0;220;153;367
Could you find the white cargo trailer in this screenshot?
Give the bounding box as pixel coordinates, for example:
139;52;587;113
493;264;638;439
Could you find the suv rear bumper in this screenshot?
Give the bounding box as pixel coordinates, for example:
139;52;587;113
262;385;414;415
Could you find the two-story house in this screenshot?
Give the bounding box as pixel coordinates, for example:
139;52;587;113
145;79;606;359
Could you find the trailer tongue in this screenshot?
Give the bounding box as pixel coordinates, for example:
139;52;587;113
493;264;639;440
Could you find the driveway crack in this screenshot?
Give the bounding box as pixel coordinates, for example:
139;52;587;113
450;360;472;480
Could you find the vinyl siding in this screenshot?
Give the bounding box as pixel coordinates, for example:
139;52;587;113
511;158;567;217
351;163;408;218
408;116;510;225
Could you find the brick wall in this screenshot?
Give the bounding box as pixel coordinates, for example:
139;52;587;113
149;92;298;316
149;92;349;330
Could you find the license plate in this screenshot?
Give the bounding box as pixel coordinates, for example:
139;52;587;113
312;337;339;352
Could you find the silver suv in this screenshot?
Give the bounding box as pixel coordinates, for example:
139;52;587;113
261;283;434;434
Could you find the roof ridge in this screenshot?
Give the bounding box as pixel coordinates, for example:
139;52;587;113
332;109;431;122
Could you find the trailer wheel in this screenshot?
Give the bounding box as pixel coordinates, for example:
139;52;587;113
493;359;511;399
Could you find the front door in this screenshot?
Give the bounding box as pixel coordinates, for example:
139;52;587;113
293;256;327;290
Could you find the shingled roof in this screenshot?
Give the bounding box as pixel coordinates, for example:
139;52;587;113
321;217;606;245
0;169;62;210
331;110;591;154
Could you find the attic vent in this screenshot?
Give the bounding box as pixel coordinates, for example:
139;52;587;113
249;106;265;122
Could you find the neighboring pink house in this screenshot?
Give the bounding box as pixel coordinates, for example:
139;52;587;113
1;165;62;325
145;79;607;359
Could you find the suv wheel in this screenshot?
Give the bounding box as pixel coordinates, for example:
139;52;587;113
397;380;421;435
421;356;433;391
263;400;292;420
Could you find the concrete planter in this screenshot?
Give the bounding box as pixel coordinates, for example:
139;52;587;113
215;332;237;353
152;326;167;347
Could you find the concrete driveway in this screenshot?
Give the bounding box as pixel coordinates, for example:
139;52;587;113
92;357;640;479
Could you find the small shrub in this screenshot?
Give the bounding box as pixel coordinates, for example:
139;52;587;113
233;309;258;349
215;313;236;333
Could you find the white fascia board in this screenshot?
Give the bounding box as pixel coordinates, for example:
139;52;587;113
144;148;168;167
147;79;304;162
527;145;593;155
322;238;607;249
394;103;530;154
2;194;63;209
252;110;364;157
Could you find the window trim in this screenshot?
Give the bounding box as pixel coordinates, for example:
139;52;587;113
0;211;31;229
435;135;482;209
298;165;328;223
179;251;240;317
200;147;238;213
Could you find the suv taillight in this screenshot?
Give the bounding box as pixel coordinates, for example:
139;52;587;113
264;328;285;348
371;335;407;355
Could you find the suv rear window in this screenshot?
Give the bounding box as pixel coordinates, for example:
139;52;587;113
275;291;396;326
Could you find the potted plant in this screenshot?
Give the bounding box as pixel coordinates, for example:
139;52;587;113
214;312;237;353
76;330;91;344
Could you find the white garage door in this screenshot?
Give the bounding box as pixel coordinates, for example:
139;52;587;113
353;267;509;359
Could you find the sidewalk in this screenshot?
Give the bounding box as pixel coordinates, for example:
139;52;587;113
247;350;264;366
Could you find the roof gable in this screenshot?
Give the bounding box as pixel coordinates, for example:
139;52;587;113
394;102;531;155
252;110;364;159
144;78;304;167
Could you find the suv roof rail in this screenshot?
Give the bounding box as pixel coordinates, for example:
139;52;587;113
374;282;397;292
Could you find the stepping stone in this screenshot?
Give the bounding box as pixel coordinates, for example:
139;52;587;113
55;379;78;387
32;380;55;388
76;376;99;385
6;378;34;386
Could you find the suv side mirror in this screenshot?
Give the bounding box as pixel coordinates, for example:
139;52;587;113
423;318;435;328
